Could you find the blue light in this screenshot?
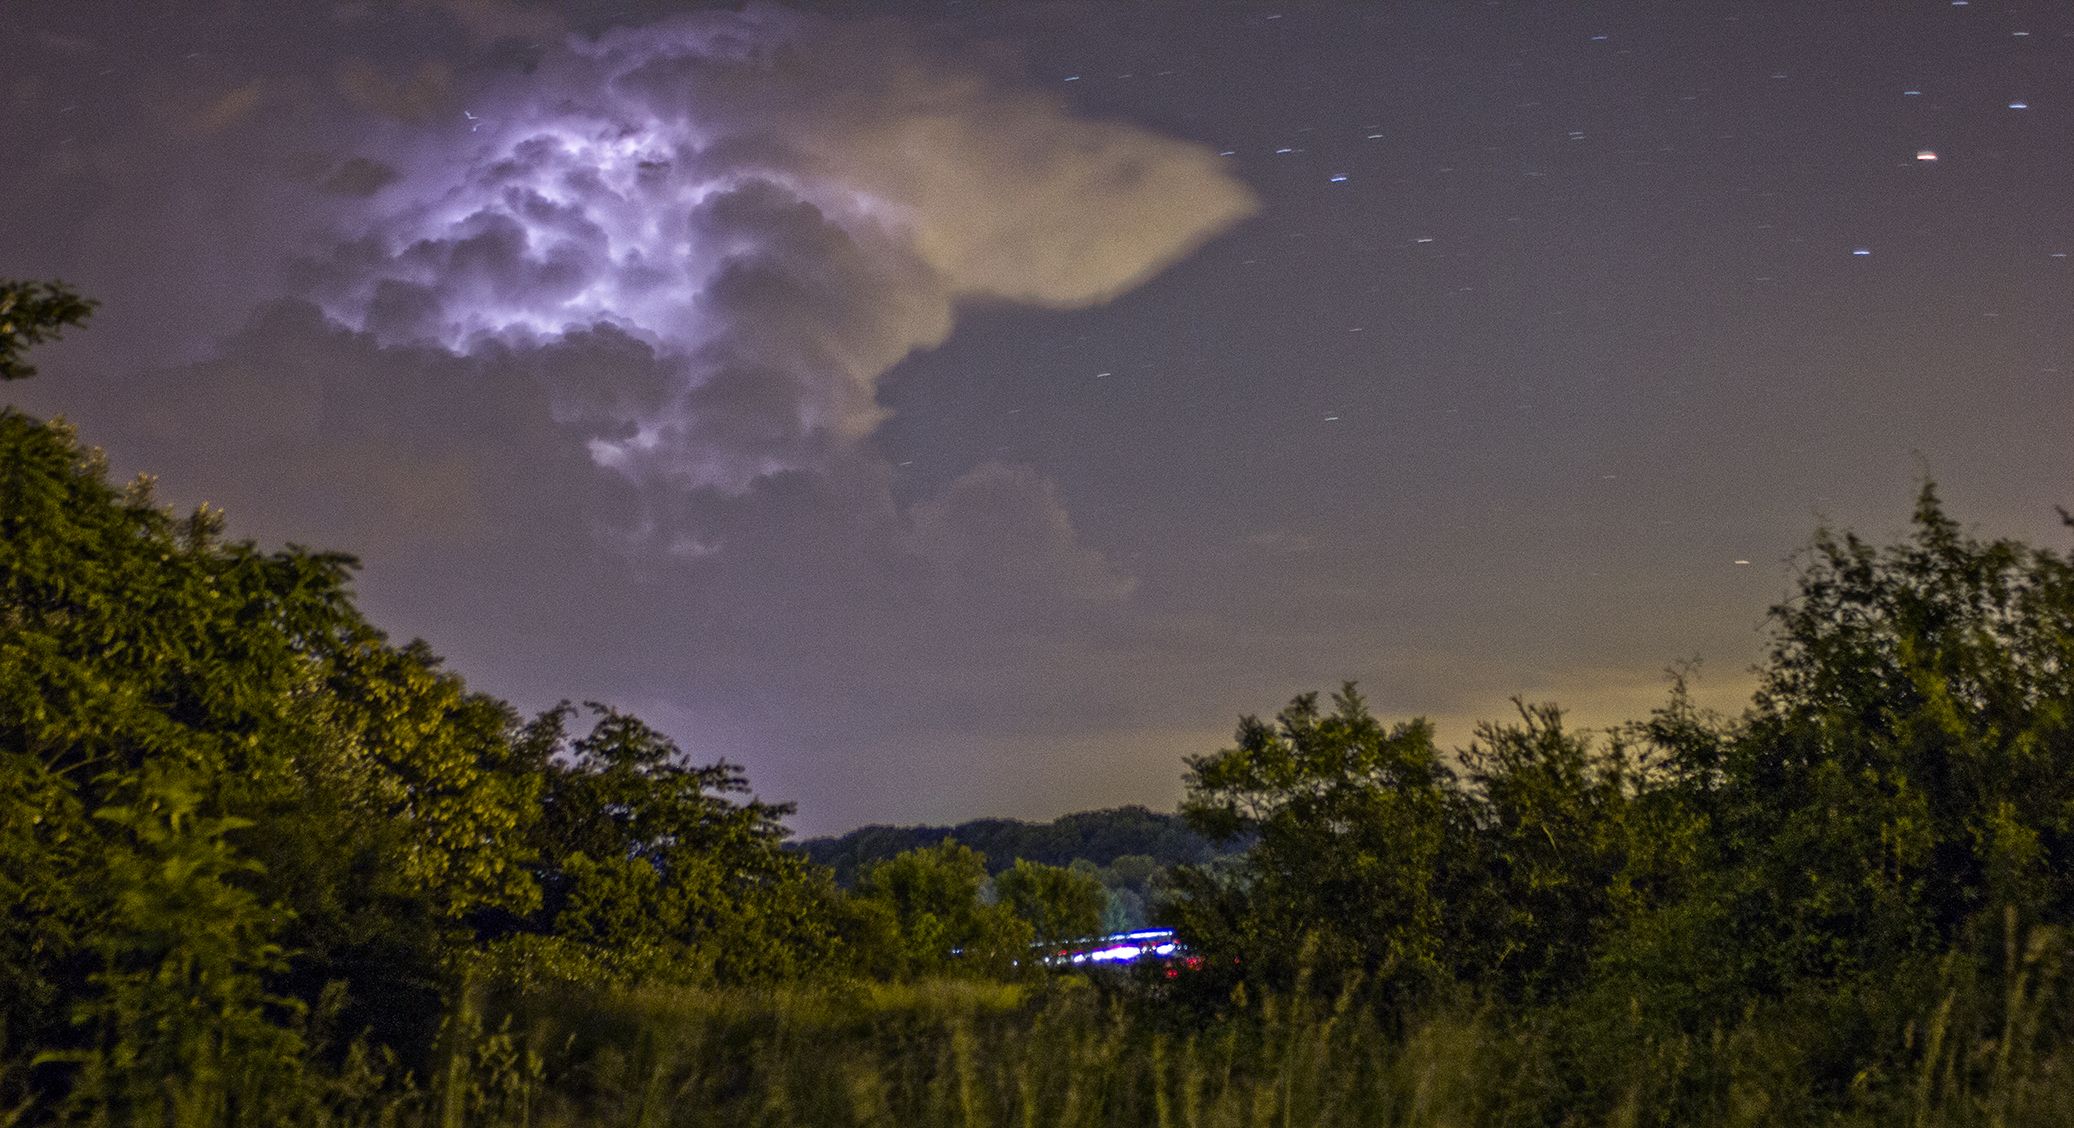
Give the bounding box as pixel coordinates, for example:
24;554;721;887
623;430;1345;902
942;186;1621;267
1036;928;1182;968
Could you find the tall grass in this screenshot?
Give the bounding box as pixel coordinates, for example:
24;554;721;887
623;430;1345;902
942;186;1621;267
439;933;2074;1127
465;977;1526;1128
284;937;2067;1128
30;924;2074;1127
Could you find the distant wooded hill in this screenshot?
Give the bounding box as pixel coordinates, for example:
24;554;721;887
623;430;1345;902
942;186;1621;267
797;805;1223;887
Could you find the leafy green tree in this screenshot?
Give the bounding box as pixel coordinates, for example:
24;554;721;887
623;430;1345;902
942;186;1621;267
48;763;307;1125
852;840;1032;978
1566;677;1730;1027
507;703;841;986
1692;488;2074;993
0;746;91;1078
1566;487;2074;1107
994;859;1106;943
800;805;1216;886
1453;702;1639;1001
1172;684;1462;1001
1101;853;1165;890
1064;855;1162;932
2;290;553;1095
2;407;551;1056
0;278;94;381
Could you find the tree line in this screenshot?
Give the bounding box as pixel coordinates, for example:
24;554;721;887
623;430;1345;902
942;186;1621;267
799;805;1223;932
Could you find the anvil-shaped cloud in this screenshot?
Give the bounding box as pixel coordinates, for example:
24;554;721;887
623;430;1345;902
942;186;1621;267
302;7;1256;492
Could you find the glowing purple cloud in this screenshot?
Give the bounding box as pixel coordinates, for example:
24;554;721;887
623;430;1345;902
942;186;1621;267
302;9;1257;493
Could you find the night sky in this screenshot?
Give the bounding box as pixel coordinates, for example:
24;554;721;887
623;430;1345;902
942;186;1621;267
6;1;2070;834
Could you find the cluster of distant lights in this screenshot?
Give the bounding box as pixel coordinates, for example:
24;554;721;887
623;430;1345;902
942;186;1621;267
1041;928;1180;967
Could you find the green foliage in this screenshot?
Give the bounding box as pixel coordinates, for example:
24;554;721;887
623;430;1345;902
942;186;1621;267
1453;701;1641;1000
993;859;1107;943
1173;685;1460;1001
851;841;1033;978
1158;483;2074;1121
0;280;94;382
800;804;1219;886
44;762;305;1126
803;808;1218;939
1077;854;1165;931
0;402;552;1072
0;750;89;1075
504;703;843;988
1603;486;2074;1046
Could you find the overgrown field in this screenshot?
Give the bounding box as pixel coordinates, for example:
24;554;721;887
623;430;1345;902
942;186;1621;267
133;950;2074;1128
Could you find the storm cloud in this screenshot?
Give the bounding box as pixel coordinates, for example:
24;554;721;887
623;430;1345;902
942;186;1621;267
298;6;1256;493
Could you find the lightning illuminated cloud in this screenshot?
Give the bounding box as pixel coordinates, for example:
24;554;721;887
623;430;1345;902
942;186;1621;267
301;7;1257;493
